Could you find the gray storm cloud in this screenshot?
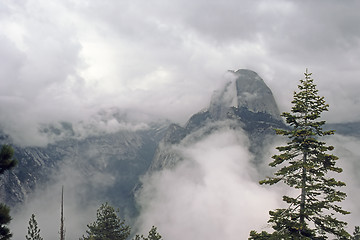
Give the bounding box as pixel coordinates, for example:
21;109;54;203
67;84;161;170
1;0;360;146
2;1;360;238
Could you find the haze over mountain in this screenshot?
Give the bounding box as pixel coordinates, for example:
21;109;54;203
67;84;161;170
1;1;360;149
148;69;284;172
1;69;359;239
1;1;360;239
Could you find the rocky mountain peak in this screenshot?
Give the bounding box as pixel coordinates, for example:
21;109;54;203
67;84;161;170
209;69;281;120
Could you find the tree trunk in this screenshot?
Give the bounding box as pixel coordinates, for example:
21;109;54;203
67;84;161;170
300;152;307;225
60;186;65;240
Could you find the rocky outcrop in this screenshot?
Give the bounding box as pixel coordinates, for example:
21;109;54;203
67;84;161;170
0;125;168;219
148;69;285;172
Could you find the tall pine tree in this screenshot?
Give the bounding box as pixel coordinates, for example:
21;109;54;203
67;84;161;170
26;214;43;240
80;202;130;240
250;70;350;239
0;145;17;240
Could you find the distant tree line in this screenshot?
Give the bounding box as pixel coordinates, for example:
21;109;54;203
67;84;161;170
24;202;162;240
79;202;162;240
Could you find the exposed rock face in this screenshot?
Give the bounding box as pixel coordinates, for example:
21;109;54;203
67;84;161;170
0;125;168;218
0;69;285;218
0;144;56;206
234;69;280;118
149;69;285;172
2;68;359;222
209;69;281;120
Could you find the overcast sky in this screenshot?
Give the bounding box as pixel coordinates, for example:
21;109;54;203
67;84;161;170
1;0;360;145
3;1;360;238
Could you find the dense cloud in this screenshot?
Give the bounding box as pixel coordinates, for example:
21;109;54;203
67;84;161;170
2;1;360;239
329;135;360;230
1;1;360;145
9;149;119;240
135;128;281;239
8;125;360;239
134;127;360;239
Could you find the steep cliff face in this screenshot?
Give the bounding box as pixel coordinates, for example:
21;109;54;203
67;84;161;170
149;69;285;172
233;69;281;119
0;144;56;206
0;125;168;218
208;69;280;120
2;69;282;209
1;68;359;223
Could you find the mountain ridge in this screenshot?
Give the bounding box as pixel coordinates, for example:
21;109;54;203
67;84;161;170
148;69;285;172
1;68;359;223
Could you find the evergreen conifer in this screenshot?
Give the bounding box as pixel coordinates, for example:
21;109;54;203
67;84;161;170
0;145;17;240
25;214;43;240
80;202;130;240
352;226;360;240
133;226;162;240
250;70;350;239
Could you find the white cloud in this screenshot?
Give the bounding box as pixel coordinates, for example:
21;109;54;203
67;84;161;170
1;0;360;146
1;2;359;238
327;135;360;231
10;160;113;240
135;128;281;239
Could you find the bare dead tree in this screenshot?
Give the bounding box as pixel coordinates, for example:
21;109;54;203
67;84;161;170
60;186;65;240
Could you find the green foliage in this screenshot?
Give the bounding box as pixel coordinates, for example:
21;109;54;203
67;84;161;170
0;144;17;240
351;226;360;240
134;226;163;240
249;230;287;239
146;226;162;240
0;204;12;240
25;214;43;240
0;145;17;174
80;202;131;240
249;70;350;239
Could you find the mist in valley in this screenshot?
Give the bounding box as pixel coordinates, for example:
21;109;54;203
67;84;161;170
7;122;360;239
1;0;360;239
